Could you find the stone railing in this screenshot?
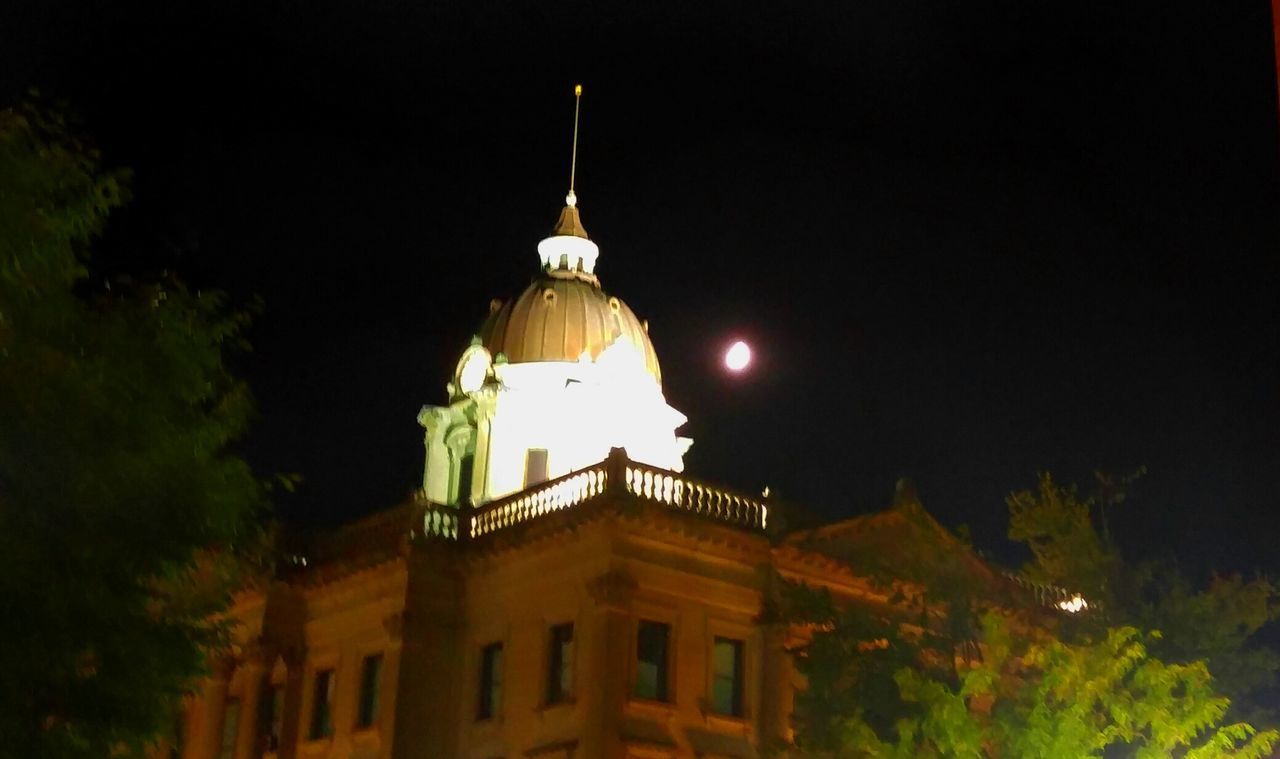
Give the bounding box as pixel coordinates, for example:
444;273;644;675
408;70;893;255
623;460;768;532
416;449;768;543
421;506;460;540
1002;570;1090;614
469;462;610;538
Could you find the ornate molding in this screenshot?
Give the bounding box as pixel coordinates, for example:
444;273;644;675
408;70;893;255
586;568;638;609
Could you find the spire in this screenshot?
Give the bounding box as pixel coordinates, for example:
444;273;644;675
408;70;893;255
568;83;582;205
538;84;600;278
553;84;589;239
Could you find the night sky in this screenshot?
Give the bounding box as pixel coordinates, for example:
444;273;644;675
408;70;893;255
3;1;1277;576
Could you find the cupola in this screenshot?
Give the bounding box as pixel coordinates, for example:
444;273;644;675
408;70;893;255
536;191;601;281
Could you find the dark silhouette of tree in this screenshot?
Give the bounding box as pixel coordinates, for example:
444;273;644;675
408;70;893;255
0;100;268;758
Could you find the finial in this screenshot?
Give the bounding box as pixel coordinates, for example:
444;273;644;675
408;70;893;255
568;84;583;205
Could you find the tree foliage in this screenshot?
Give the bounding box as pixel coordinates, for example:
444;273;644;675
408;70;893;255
777;479;1278;758
1009;473;1280;726
0;101;267;758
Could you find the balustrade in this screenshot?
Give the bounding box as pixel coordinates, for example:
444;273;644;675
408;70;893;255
622;462;767;531
415;451;768;543
469;466;608;538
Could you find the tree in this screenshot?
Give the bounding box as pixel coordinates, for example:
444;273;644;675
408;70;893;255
0;101;267;758
775;481;1278;758
1008;473;1280;727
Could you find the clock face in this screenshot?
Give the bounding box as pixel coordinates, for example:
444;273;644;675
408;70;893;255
458;348;491;393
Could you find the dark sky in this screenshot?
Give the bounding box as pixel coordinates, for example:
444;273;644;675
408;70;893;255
3;0;1278;575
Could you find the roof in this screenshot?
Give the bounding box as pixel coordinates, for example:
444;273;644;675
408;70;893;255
783;486;1000;593
479;275;662;382
552;203;588;239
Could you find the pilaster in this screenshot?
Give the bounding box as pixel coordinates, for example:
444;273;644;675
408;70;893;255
471;390;497;504
758;622;790;749
234;643;269;759
275;645;307;759
187;655;234;759
581;568;638;759
392;550;465;759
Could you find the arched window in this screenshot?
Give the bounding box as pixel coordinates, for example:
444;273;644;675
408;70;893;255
446;425;478;505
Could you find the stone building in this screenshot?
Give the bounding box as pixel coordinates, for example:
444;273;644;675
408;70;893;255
172;181;1066;759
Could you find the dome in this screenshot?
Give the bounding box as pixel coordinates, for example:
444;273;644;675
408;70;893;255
479;276;662;383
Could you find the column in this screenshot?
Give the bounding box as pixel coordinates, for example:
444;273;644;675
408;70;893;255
418;408;450;503
275;646;307;759
234;645;269;759
581;568;637;759
379;613;405;741
471;392;497;504
187;657;233;759
392;552;464;759
758;622;790;747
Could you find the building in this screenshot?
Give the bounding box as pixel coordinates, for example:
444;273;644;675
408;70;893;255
172;157;1068;759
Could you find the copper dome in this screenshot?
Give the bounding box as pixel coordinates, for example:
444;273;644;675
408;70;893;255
479;276;661;383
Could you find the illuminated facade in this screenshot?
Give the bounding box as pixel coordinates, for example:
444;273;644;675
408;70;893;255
418;194;691;507
172;188;1073;759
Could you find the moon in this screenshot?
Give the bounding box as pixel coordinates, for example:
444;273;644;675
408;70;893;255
724;340;752;372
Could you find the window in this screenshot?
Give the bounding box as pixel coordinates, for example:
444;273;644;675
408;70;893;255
259;683;284;752
456;452;475;505
219;699;240;759
711;637;745;716
635;620;670;702
310;669;334;739
478;642;504;720
357;654;383;728
547;623;574;704
524;448;548;487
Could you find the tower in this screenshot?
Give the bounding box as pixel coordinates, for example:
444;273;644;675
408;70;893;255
417;90;692;507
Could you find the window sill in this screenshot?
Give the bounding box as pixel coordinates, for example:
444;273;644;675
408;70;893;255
473;714;505;729
704;711;751;732
537;697;577;713
298;737;333;755
627;696;677;718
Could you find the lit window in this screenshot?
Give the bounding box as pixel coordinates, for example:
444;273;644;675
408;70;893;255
309;670;334;739
547;623;574;704
635;620;670;702
478;642;503;720
524;449;549;487
357;654;383;728
711;637;745;716
219;699;240;759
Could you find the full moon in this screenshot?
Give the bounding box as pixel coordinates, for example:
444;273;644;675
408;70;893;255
724;340;752;372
